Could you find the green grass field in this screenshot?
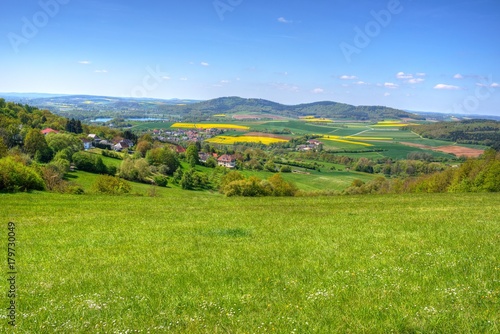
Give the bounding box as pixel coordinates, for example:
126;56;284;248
1;192;499;333
239;169;376;192
131;122;174;131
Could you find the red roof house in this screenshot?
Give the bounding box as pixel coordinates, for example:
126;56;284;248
41;128;59;135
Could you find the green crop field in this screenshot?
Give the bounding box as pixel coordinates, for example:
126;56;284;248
131;122;174;131
1;192;499;333
250;121;339;135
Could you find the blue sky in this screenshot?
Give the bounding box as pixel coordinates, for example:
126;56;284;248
1;0;499;115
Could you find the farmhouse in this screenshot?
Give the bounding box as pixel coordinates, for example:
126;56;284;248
297;144;316;152
218;154;236;168
307;139;322;146
113;139;134;152
113;142;129;152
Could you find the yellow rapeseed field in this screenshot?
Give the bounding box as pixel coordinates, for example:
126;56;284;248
321;135;373;146
171;123;249;130
373;121;415;127
305;118;333;123
206;135;289;145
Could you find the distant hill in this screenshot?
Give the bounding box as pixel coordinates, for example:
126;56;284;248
174;96;425;121
407;110;500;122
0;94;425;122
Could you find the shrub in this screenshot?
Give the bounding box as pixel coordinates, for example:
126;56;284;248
72;152;107;174
40;164;65;192
0;157;45;192
92;175;131;195
267;173;298;196
118;158;151;182
102;150;123;160
153;175;168;187
66;184;85;195
280;165;292;173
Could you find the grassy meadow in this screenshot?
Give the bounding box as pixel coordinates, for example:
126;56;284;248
1;191;499;333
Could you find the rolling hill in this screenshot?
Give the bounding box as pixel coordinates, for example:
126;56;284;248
0;94;424;122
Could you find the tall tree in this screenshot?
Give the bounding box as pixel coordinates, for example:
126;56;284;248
186;144;199;167
24;128;49;158
75;120;83;134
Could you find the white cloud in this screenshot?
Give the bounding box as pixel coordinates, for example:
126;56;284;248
340;75;358;80
384;92;391;97
201;62;209;67
396;72;413;79
479;82;500;88
278;17;292;24
384;82;398;89
220;80;230;84
408;78;425;84
396;72;425;84
434;84;461;90
354;81;368;85
94;70;108;73
453;73;464;79
312;88;324;94
162;76;171;80
180;77;188;81
79;60;91;65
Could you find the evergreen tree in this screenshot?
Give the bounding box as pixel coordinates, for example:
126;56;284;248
75;120;83;134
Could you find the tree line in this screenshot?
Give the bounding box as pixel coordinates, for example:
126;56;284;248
411;120;500;150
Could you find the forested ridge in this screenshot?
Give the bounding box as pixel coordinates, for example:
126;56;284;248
3;95;425;122
411;119;500;150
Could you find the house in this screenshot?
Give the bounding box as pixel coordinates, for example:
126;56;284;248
307;139;322;146
96;140;113;150
41;128;59;135
297;145;314;151
112;139;134;152
218;154;236;168
113;141;129;152
88;134;100;141
121;139;134;147
88;134;101;146
82;139;92;150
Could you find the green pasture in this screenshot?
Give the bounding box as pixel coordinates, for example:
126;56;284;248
1;192;498;333
131;122;174;131
85;150;123;168
239;169;376;192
